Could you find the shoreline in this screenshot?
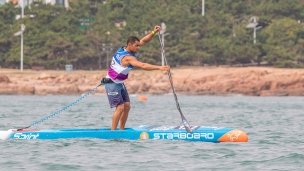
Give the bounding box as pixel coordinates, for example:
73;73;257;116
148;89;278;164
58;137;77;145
1;66;304;96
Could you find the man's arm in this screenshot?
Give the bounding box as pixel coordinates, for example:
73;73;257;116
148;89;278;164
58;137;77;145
122;56;170;71
140;25;161;46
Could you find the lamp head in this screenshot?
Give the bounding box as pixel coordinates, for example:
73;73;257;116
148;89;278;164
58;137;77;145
14;31;23;36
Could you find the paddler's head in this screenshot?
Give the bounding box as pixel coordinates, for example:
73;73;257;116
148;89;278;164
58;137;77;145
126;36;140;53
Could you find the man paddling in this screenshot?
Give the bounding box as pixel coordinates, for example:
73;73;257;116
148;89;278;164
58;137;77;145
102;25;170;130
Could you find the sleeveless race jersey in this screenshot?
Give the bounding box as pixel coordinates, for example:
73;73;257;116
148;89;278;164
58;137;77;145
106;46;138;83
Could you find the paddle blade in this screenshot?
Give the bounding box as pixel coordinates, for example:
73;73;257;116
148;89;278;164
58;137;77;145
182;119;193;134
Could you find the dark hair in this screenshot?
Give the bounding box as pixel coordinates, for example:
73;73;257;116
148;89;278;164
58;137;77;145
127;36;140;45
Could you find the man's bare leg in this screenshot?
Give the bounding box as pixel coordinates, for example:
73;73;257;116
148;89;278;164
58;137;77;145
111;104;124;130
119;102;131;130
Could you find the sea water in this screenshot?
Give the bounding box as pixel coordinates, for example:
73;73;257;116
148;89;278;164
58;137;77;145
0;95;303;171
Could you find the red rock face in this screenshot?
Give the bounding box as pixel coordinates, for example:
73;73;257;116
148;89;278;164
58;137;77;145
0;74;10;83
0;67;304;96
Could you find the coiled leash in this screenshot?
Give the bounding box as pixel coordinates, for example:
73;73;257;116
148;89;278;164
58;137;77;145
17;83;103;131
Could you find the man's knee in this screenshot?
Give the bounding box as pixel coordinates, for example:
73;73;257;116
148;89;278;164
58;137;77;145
116;104;125;113
124;102;131;111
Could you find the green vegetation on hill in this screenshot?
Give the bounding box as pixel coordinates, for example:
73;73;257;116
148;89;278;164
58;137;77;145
1;0;304;69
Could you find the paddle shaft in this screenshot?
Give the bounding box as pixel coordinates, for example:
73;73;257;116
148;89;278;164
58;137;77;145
157;32;192;134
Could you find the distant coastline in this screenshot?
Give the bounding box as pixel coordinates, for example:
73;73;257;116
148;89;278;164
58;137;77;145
0;67;304;96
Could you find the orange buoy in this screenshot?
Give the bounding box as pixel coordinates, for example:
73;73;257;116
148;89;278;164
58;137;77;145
138;95;148;101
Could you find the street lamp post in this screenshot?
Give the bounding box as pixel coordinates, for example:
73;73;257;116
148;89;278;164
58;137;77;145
246;16;262;44
102;43;113;69
14;1;25;72
160;22;169;66
202;0;205;16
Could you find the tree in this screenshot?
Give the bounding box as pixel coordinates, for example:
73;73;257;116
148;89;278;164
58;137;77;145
261;18;304;67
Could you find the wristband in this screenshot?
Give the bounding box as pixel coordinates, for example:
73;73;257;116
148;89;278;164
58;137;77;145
151;31;156;35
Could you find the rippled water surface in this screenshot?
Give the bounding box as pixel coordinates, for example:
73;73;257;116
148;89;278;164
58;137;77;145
0;94;304;171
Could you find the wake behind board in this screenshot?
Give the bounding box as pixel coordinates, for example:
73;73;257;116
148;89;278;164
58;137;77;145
0;125;248;142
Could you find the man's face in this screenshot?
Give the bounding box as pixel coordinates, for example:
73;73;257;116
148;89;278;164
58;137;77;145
128;41;140;53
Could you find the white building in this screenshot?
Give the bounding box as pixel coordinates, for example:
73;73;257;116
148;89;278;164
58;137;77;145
20;0;69;9
0;0;69;9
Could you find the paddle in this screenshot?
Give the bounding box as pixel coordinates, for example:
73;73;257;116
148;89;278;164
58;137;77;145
157;32;193;134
